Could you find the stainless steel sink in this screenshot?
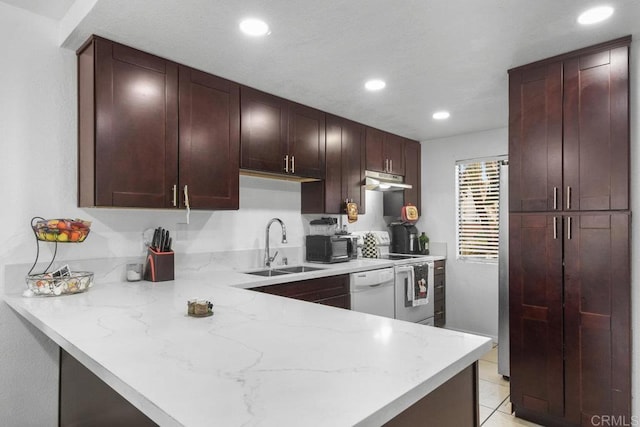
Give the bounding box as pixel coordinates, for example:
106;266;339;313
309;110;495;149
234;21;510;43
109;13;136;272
245;269;292;277
273;266;325;273
244;265;325;277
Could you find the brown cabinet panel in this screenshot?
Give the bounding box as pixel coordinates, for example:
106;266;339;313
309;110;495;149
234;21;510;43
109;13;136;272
508;63;562;212
563;213;630;423
365;127;405;175
384;133;405;175
301;115;365;214
433;260;446;327
403;139;421;211
563;47;629;211
316;294;350;310
509;214;564;417
365;127;385;172
251;274;349;307
240;87;325;179
288;102;326;179
508;37;631;427
81;37;179;208
240;86;289;174
78;36;240;210
178;66;239;209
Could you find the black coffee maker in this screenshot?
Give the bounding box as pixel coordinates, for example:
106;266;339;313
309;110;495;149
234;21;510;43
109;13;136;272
389;222;420;254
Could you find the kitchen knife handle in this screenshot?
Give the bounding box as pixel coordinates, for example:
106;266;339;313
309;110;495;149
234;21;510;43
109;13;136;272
291;155;295;174
284;154;289;173
553;187;558;210
172;184;177;207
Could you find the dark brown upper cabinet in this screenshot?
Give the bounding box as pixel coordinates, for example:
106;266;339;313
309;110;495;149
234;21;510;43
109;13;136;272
509;37;629;212
178;66;239;209
77;36;239;210
403;139;421;210
365;127;405;175
301;115;366;214
240;86;325;180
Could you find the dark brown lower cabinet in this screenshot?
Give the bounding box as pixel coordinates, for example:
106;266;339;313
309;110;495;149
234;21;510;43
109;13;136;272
60;349;157;426
510;212;630;426
60;349;479;426
251;274;350;309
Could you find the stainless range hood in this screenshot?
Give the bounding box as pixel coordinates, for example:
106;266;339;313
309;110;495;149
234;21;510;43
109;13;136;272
364;170;412;191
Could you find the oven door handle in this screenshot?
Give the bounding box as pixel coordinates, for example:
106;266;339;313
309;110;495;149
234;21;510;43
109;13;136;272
396;266;416;306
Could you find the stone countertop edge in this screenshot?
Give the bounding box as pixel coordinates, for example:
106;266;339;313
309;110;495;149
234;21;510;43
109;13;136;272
3;255;491;427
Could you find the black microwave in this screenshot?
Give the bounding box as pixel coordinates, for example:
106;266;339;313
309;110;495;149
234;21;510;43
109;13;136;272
306;235;354;263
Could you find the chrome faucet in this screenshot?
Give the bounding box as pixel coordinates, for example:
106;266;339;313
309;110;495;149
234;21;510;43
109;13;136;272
264;218;287;267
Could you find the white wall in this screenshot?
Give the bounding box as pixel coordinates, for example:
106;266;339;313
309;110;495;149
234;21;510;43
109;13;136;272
417;128;508;340
0;4;386;424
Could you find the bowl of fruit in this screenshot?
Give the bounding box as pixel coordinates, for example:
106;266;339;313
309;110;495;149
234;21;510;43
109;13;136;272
25;270;94;296
31;218;92;243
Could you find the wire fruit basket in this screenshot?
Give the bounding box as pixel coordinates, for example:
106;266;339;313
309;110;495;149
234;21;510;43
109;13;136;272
25;217;94;297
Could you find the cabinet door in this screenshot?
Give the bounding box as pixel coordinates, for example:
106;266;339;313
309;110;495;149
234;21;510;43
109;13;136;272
240;87;288;174
508;63;562;212
93;38;179;208
384;133;405;175
178;66;239;209
563;46;629;211
365;127;386;172
403;139;421;210
341;118;366;213
301;116;364;214
288;102;325;179
509;214;564;417
563;213;630;424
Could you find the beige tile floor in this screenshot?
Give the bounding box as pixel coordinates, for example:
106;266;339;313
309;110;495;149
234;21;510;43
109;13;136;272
479;345;543;426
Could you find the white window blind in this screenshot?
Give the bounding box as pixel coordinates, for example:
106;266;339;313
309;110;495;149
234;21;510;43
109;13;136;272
456;159;501;261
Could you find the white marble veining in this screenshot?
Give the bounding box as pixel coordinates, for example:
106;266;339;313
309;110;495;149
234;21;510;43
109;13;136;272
4;261;490;426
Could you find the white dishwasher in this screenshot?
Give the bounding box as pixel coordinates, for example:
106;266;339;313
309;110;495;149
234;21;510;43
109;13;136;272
349;267;395;319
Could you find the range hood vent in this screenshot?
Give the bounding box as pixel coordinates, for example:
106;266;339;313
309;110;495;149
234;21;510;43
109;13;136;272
364;170;412;191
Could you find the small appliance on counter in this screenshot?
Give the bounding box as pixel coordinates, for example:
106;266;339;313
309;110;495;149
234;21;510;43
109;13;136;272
305;235;353;263
389;222;421;255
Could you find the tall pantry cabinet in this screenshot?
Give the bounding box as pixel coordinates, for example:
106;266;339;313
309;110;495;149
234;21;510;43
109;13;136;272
508;37;631;427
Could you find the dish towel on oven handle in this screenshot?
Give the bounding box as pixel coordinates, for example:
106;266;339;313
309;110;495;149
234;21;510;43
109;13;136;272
407;263;430;307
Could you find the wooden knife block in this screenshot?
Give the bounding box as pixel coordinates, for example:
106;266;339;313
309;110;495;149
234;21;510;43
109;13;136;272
144;248;174;282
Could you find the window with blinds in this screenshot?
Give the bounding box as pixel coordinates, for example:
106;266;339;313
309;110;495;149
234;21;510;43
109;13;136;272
455;159;501;261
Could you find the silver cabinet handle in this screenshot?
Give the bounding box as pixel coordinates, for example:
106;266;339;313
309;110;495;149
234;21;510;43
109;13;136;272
284;154;289;173
390;159;393;173
567;186;571;210
553;187;558;210
553;216;558;239
291;155;295;174
172;184;177;207
567;217;572;240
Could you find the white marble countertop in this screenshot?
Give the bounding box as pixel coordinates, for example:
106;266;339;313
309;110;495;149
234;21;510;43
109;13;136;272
4;257;490;427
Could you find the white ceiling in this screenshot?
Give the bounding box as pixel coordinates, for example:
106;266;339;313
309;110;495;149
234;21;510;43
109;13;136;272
5;0;640;141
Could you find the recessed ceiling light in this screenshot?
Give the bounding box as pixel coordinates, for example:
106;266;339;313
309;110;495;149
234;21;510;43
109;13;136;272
432;111;450;120
365;79;386;91
577;6;614;25
239;18;270;36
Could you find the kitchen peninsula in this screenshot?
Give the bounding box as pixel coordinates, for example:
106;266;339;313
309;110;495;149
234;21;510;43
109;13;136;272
4;262;491;426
